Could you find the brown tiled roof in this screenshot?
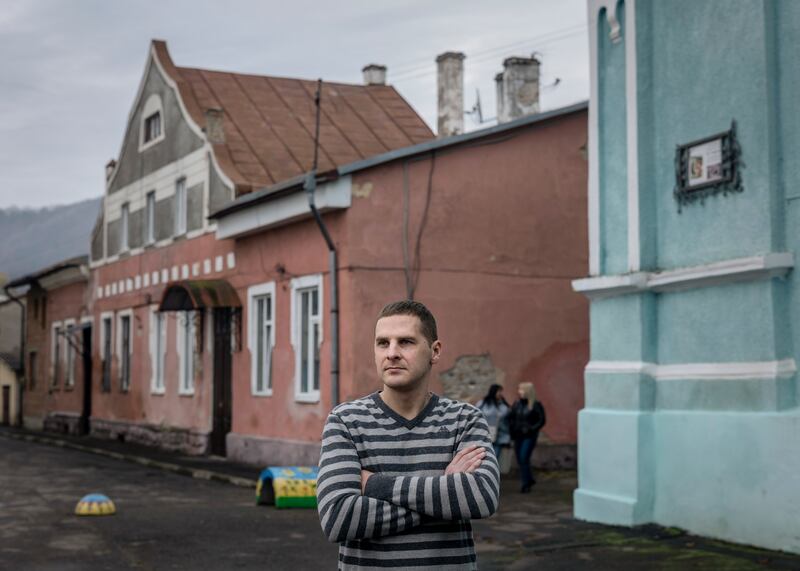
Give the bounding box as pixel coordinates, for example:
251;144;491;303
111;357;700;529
152;41;434;195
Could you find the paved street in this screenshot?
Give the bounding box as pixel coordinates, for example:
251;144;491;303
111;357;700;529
2;435;800;570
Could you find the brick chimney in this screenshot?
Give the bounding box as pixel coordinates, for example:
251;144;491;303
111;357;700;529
205;108;225;144
362;64;387;86
436;52;465;138
495;56;540;124
105;159;117;181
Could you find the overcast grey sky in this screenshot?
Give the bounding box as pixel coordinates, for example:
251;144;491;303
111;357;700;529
0;0;588;208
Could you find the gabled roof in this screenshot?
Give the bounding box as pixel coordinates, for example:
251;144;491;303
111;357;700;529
6;255;88;290
151;40;434;194
211;100;589;220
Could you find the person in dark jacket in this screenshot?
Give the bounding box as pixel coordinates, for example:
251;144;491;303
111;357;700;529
508;382;546;493
476;384;511;460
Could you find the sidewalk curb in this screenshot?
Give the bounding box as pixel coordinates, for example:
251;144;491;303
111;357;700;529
0;431;257;489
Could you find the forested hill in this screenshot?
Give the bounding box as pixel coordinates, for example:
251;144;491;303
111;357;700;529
0;197;101;281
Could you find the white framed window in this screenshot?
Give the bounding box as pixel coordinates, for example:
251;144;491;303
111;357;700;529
51;321;63;386
145;191;156;245
177;311;196;395
175;178;187;236
120;203;130;252
248;282;276;396
63;318;76;388
100;312;113;392
290;274;323;402
149;306;166;394
117;309;133;392
139;94;165;151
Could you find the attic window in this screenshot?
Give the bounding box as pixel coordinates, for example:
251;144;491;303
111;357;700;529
144;112;161;142
139;94;165;151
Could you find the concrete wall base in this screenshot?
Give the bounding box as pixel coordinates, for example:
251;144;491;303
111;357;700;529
226;432;321;467
90;418;210;455
43;413;82;435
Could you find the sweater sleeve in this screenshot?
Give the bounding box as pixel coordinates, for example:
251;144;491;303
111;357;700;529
363;407;500;521
316;412;423;543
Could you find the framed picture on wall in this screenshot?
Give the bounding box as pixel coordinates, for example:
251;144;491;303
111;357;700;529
674;121;742;210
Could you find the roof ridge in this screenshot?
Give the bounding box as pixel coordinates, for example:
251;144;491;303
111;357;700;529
176;65;367;89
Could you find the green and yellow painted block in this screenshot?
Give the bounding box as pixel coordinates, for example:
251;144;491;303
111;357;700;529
256;466;318;508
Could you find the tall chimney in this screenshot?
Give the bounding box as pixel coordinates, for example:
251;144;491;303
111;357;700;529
105;159;117;181
362;64;387;86
496;56;540;124
436;51;465;138
205;108;225;144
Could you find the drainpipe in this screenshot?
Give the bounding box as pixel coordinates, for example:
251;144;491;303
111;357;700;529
4;284;25;427
304;79;340;408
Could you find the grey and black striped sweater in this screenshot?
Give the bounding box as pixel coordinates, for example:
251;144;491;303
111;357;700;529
317;392;500;570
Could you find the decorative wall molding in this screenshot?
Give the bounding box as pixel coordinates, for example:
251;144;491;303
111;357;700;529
573;252;794;299
586;358;797;381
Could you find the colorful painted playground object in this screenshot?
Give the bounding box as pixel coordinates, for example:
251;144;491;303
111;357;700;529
256;466;318;508
75;494;116;516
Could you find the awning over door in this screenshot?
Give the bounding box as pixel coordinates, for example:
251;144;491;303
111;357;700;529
159;280;242;311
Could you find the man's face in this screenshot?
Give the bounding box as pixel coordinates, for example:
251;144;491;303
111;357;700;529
374;314;442;391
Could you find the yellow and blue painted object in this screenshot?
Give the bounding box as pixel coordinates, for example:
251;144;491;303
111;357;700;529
256;466;318;508
75;493;116;516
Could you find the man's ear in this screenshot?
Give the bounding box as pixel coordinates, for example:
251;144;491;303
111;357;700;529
430;340;442;364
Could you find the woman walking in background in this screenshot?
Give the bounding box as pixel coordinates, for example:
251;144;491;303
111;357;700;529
476;384;511;461
509;382;546;493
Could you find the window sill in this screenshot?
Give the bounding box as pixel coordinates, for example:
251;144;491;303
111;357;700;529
178;390;195;397
139;134;165;153
252;390;273;398
295;393;320;404
151;389;166;396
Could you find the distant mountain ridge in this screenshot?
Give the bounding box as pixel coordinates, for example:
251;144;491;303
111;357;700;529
0;197;101;281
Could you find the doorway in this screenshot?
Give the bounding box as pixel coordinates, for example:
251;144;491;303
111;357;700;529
1;385;9;425
211;308;233;456
80;326;92;435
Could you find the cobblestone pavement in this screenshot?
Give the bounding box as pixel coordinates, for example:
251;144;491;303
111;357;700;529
2;431;799;570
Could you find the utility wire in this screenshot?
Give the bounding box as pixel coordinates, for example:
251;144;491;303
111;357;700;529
388;24;587;81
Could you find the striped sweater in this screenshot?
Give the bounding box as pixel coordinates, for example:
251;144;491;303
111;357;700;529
317;392;500;570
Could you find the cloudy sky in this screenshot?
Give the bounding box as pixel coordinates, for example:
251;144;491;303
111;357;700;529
0;0;588;209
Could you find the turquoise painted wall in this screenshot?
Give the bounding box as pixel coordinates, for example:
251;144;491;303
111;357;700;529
641;1;775;269
598;1;628;274
577;0;800;555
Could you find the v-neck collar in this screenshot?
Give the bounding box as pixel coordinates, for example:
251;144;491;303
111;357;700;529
371;391;439;429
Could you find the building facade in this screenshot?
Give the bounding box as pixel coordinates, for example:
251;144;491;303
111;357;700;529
573;0;800;554
8;257;91;432
86;40;433;455
213;103;590;467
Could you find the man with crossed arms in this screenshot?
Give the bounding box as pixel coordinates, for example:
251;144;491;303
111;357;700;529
317;301;500;570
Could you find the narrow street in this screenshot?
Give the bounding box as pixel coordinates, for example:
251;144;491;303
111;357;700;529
3;434;800;570
0;436;336;570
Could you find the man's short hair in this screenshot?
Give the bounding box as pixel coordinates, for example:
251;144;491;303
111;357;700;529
377;300;438;344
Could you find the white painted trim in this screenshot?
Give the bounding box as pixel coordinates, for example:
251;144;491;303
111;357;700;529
176;311;196;396
138;94;166;152
290;274;323;403
116;309;134;392
625;0;640;272
587;2;605;276
215;176;352;240
573;252;794;299
63;318;76;388
247;281;276;397
586;358;797;381
148;305;166;395
572;272;648;298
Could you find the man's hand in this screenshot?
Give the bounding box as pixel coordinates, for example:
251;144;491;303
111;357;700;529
361;469;373;494
445;444;486;475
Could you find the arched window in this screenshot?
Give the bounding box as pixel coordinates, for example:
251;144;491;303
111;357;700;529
139;94;165;151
